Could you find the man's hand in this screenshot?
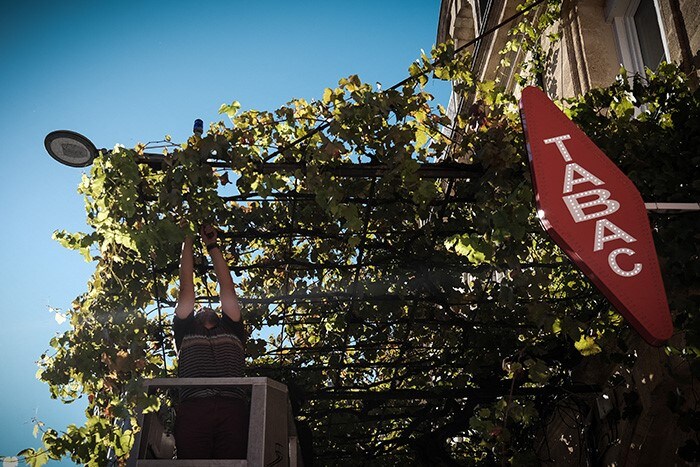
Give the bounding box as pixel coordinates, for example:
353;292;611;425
200;224;218;247
177;216;194;243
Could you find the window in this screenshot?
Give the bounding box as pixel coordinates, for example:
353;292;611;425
633;0;665;69
475;0;492;33
606;0;669;74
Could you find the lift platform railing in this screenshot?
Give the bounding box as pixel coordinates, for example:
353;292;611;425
128;377;302;467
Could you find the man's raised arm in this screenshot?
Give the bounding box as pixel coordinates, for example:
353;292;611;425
174;235;195;319
201;224;241;322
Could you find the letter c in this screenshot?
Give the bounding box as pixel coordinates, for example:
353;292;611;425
608;248;642;277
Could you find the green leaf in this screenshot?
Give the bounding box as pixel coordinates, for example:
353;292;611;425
218;101;241;118
408;62;422;77
18;449;49;467
552;318;562;334
574;335;602;356
322;88;333;104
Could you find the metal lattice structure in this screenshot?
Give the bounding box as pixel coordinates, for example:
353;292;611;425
146;157;597;462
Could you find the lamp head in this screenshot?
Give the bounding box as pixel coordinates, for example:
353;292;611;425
44;130;98;167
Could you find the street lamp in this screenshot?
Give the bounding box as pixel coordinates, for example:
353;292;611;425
44;130;169;170
44;130;100;167
45;120;205;169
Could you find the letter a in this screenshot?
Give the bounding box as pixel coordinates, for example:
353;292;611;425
563;163;605;194
594;218;637;252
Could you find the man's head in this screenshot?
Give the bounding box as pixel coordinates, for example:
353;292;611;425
195;306;220;329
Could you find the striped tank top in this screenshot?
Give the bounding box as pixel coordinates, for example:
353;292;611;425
173;312;246;401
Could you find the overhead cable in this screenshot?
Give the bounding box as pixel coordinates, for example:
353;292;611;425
261;0;548;163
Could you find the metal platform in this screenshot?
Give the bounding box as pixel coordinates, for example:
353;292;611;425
128;377;301;467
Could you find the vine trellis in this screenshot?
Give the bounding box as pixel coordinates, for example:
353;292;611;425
31;13;699;465
125;76;600;461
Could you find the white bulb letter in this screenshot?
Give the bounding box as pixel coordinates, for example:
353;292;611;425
608;248;642;277
563;189;620;223
593;218;637;251
563;163;605;194
543;134;572;161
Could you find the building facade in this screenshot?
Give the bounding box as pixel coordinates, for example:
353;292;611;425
437;1;698;465
437;0;698;101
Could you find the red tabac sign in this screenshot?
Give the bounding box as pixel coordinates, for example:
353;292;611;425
519;86;672;346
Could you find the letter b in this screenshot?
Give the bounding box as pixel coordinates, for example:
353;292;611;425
563;189;620;223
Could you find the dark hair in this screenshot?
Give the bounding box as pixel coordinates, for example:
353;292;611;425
194;307;220;329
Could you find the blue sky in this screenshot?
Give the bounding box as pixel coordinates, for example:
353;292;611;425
0;0;449;463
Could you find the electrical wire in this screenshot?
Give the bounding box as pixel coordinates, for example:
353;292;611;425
260;0;548;164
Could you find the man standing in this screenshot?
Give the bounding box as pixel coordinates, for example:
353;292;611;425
173;224;248;459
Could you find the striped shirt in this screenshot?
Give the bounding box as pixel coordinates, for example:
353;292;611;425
173;312;246;401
